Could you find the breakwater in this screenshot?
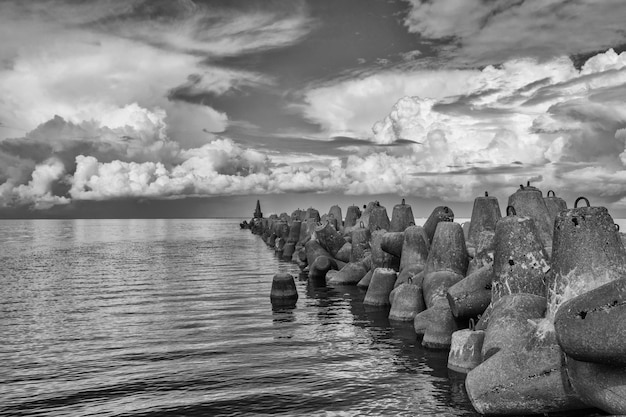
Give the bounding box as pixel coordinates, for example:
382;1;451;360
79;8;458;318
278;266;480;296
245;185;626;416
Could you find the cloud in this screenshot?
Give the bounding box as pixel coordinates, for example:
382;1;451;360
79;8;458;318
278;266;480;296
299;54;578;140
68;142;271;201
105;0;316;57
365;49;626;204
4;50;626;211
0;0;313;146
1;158;69;209
298;68;486;138
402;0;626;66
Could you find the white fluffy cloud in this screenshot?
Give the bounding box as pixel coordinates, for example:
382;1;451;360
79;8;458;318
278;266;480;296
69;138;272;200
1;158;69;209
292;49;626;204
3;50;626;211
300;56;578;139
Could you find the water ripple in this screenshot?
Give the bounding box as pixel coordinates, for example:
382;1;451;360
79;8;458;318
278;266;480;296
0;219;480;417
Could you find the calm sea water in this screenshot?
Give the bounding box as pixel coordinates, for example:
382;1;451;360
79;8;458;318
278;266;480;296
0;219;481;416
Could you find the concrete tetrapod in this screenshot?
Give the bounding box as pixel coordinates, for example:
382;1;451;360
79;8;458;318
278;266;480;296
492;206;550;303
448;328;485;373
466;230;495;276
481;293;547;360
305;207;321;222
380;231;404;257
394;265;424;289
308;255;338;283
357;268;374;289
565;356;626;415
507;181;553;251
368;202;391;232
399;225;430;272
466;321;587;415
422;206;454;244
304;239;332;268
544;189;567;227
473;303;493;331
290;208;305;222
371;229;400;271
417;300;460;349
282;220;302;260
298;218;317;247
344;205;361;229
334;242;352;263
326;261;368;286
390;198;415;232
270;273;299;307
355;201;378;230
390;269;423;304
547;196;626;319
388;276;426;321
554;276;626;366
363;268;397;306
315;220;346;258
275;221;290;245
324;214;340;232
447;264;493;319
328;205;343;226
422;270;464;310
423;222;469;279
350;222;371;263
467;191;501;255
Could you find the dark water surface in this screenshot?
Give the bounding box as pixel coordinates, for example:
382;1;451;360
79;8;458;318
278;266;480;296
1;219;478;416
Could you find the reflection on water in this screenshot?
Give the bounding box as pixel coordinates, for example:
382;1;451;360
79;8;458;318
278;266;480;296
1;219;479;417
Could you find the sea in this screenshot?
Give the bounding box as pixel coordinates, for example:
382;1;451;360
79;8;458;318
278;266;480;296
1;218;621;417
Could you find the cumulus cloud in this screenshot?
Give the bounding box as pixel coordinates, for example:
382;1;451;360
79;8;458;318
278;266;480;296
403;0;626;66
68;138;272;200
299;55;578;139
366;49;626;203
4;49;626;210
1;158;69;209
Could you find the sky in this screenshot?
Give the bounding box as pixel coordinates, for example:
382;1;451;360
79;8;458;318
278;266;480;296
1;0;626;219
